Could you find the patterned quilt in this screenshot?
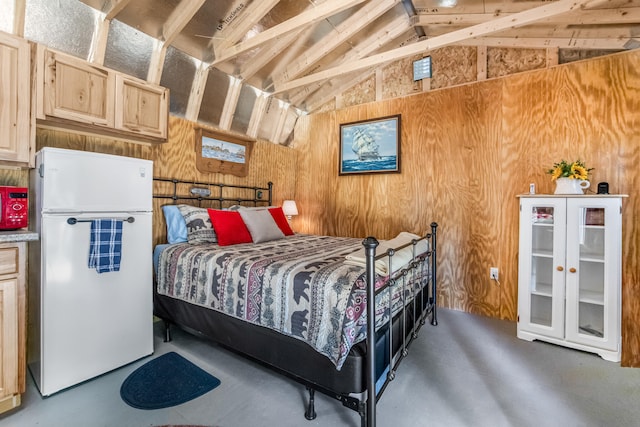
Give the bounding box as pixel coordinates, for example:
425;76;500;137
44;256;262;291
156;234;430;369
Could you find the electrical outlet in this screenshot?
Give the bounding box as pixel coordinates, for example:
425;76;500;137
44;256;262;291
490;267;499;281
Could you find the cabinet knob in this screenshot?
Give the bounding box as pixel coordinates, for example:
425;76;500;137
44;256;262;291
557;266;564;272
569;267;577;273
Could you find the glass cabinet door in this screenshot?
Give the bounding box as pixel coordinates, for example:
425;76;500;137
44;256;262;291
518;198;566;339
565;198;621;351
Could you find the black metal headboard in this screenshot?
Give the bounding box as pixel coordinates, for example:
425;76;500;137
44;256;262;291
153;177;273;209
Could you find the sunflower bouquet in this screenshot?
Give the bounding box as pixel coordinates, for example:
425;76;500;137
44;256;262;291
547;159;593;181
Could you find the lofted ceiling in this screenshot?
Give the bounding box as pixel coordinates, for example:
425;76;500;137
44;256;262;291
5;0;640;144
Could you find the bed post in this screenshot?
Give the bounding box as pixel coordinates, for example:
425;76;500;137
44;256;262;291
363;236;379;427
430;222;438;326
304;387;316;420
163;319;172;342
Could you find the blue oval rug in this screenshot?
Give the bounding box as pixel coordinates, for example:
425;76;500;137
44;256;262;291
120;352;221;410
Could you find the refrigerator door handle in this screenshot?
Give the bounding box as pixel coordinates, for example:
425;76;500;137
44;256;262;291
67;216;136;225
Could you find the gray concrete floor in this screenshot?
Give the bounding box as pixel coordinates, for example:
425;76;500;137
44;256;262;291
2;308;640;427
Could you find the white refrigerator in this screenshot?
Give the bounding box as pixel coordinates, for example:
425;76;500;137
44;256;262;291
28;147;154;396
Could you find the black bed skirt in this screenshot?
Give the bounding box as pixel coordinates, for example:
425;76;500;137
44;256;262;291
154;289;427;396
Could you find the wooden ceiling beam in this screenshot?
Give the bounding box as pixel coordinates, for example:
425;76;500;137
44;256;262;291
413;12;512;27
305;70;375;112
162;0;206;45
88;16;110;65
271;101;290;144
247;93;269;138
147;0;206;84
236;30;303;82
211;0;368;66
88;0;134;65
272;0;401;87
297;22;417;109
466;26;639;40
288;15;411;105
104;0;132;21
219;77;243;130
412;7;640;26
457;37;631;50
253;25;319;90
211;0;280;54
185;61;210;122
347;15;413;60
147;39;166;84
12;0;26;36
271;0;613;94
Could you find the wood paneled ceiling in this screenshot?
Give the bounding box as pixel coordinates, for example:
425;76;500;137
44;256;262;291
70;0;638;142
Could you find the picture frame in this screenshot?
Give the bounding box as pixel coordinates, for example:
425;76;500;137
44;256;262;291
339;114;401;175
195;128;254;177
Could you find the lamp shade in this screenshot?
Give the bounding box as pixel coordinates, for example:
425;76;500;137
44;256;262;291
282;200;298;217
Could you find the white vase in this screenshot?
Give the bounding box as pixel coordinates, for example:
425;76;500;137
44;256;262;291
554;177;590;194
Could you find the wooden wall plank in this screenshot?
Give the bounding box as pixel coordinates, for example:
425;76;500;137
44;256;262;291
293;49;640;366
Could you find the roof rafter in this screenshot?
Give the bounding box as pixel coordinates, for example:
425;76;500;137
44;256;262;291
211;0;280;55
457;36;630;50
185;61;210;122
272;0;401;87
411;7;640;27
148;0;206;83
288;14;412;105
161;0;205;45
211;0;367;66
256;24;319;90
236;30;303;82
457;26;639;40
104;0;132;21
88;0;135;65
12;0;26;36
271;0;613;94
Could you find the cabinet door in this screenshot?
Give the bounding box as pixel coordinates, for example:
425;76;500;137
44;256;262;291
41;49;114;127
0;31;30;164
0;278;18;401
518;198;566;339
565;198;621;352
114;75;168;139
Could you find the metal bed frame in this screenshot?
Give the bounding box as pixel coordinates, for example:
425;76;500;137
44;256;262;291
153;176;273;208
152;177;438;427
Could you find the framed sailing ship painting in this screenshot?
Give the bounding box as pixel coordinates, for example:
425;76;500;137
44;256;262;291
339;114;401;175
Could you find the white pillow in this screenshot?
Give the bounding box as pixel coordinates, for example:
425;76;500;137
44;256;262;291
238;209;285;243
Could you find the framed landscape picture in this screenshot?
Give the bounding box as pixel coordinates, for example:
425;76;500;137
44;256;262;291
339;114;401;175
195;128;254;177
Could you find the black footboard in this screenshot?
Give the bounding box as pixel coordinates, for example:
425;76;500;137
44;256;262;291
362;222;438;427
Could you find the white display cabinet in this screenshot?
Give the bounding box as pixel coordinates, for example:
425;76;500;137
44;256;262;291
517;195;625;362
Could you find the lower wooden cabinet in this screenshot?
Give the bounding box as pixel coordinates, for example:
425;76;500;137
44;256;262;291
0;242;26;414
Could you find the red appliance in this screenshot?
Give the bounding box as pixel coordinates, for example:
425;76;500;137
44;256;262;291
0;186;28;230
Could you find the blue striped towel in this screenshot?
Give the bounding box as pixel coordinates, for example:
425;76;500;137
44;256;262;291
88;219;123;273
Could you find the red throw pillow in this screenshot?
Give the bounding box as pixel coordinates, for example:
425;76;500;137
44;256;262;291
207;209;253;246
268;207;294;236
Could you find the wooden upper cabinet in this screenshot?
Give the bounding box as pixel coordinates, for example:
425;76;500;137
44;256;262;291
115;75;168;139
0;31;33;167
41;48;114;127
36;45;168;143
0;242;25;415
